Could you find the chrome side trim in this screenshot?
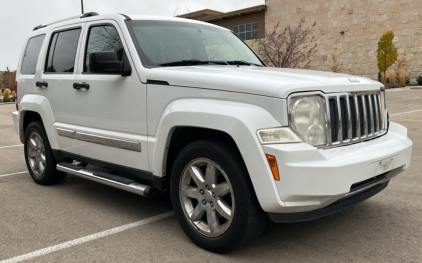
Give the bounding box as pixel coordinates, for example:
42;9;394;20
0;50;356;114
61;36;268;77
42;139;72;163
56;129;141;152
77;132;142;152
56;128;76;139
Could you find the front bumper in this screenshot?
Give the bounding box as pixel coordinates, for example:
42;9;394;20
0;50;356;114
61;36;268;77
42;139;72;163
12;111;19;136
262;121;412;215
268;180;390;223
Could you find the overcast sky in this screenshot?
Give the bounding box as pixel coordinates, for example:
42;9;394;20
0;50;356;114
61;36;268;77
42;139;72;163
0;0;263;70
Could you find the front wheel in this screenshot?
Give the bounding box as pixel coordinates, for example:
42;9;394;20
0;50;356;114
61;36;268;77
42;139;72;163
170;139;267;253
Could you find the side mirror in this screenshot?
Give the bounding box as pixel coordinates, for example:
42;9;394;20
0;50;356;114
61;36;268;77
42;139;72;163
89;51;131;76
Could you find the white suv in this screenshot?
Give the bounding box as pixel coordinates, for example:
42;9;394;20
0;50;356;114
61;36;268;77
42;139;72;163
12;13;412;252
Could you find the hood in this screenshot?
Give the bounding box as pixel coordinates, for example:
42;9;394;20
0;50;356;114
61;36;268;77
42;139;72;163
146;66;382;98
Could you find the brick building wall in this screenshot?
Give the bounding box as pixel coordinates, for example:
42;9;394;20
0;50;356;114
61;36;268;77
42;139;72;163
264;0;422;80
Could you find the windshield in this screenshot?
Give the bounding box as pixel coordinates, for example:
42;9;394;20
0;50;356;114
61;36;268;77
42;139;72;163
126;20;264;68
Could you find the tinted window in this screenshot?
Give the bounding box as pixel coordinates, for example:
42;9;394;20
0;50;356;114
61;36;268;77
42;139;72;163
21;35;45;75
84;25;128;72
45;29;81;73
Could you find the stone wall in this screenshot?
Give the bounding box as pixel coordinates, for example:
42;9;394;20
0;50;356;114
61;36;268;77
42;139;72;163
264;0;422;81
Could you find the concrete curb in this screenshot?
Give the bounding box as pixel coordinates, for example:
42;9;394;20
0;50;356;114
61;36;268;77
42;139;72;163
386;87;410;92
410;86;422;90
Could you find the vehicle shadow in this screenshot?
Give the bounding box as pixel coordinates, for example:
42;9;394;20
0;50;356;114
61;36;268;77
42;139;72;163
230;197;410;261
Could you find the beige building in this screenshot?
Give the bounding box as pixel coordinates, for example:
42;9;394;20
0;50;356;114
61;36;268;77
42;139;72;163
265;0;422;80
181;1;422;81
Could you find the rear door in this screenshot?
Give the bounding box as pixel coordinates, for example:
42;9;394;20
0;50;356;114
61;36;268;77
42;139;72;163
39;23;85;154
74;20;149;172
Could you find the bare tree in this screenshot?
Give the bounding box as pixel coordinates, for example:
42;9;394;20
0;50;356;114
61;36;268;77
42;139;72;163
330;55;343;73
255;22;318;68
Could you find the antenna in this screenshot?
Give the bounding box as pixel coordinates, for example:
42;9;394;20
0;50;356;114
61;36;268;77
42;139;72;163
81;0;84;14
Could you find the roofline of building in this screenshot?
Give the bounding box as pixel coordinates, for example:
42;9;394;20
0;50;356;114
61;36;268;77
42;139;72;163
177;9;223;19
178;4;267;22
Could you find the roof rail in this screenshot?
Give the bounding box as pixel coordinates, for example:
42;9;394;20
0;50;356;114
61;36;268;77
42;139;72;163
119;13;131;20
32;12;99;31
81;12;99;18
33;24;46;31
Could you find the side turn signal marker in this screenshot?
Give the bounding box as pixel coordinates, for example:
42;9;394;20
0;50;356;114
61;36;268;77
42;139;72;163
266;154;280;181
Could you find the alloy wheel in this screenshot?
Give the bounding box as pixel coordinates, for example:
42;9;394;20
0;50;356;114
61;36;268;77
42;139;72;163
27;131;46;176
179;158;235;237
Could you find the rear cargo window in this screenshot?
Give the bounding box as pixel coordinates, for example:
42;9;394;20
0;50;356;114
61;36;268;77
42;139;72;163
21;34;46;75
45;28;81;73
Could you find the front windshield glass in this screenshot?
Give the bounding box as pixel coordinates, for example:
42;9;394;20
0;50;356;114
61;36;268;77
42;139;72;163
126;20;264;68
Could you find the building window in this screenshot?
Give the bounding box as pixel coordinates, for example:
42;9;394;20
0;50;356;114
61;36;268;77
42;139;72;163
233;22;258;40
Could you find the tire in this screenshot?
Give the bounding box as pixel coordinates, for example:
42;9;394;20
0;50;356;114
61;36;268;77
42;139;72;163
170;139;268;253
24;121;66;185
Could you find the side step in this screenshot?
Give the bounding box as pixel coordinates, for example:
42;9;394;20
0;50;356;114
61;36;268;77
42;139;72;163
57;163;155;197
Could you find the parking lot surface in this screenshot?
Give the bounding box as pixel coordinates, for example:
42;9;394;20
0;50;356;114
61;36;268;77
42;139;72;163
0;89;421;262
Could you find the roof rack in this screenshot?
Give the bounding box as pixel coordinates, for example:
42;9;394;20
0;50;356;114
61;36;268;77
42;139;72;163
81;12;99;18
33;24;46;31
119;13;131;20
33;12;99;31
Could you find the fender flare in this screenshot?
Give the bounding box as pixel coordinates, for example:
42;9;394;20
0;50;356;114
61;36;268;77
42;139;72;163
19;94;59;149
151;99;285;211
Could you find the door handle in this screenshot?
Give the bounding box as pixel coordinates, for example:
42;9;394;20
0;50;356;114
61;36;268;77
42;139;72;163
36;81;48;88
73;82;90;90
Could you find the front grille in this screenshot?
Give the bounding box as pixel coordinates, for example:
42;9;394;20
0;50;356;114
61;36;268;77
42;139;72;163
327;91;387;147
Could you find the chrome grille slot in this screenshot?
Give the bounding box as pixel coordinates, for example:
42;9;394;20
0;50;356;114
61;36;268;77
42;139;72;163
349;96;357;139
329;98;338;143
339;97;348;141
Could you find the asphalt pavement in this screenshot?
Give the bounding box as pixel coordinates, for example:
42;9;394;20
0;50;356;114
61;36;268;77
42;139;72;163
0;89;421;262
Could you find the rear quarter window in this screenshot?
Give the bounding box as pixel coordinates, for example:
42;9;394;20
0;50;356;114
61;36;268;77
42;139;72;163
21;34;46;75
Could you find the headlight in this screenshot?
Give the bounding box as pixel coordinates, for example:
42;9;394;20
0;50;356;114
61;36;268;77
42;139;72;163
289;95;327;146
257;127;302;144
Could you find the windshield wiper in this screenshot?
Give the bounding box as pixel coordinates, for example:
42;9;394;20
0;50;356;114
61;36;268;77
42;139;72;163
158;59;229;67
226;60;264;67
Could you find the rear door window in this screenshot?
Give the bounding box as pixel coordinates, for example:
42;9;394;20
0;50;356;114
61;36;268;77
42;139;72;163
21;34;46;75
45;28;81;73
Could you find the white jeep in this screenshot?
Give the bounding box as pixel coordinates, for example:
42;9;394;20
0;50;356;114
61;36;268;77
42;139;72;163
12;13;412;252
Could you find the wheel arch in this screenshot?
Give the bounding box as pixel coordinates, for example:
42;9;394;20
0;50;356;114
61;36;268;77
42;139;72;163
161;127;240;193
19;94;59;149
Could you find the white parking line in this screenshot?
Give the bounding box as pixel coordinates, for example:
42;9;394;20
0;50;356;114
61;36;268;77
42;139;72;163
388;97;420;102
0;144;23;149
0;211;175;263
390;109;422;116
0;171;28;178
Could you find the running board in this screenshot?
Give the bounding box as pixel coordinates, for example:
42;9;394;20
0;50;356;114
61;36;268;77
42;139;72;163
56;163;155;197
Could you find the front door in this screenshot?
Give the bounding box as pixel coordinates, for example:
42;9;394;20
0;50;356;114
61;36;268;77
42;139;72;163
74;20;149;172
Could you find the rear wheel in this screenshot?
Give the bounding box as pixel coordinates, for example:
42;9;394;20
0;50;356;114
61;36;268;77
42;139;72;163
170;139;267;253
24;121;66;185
